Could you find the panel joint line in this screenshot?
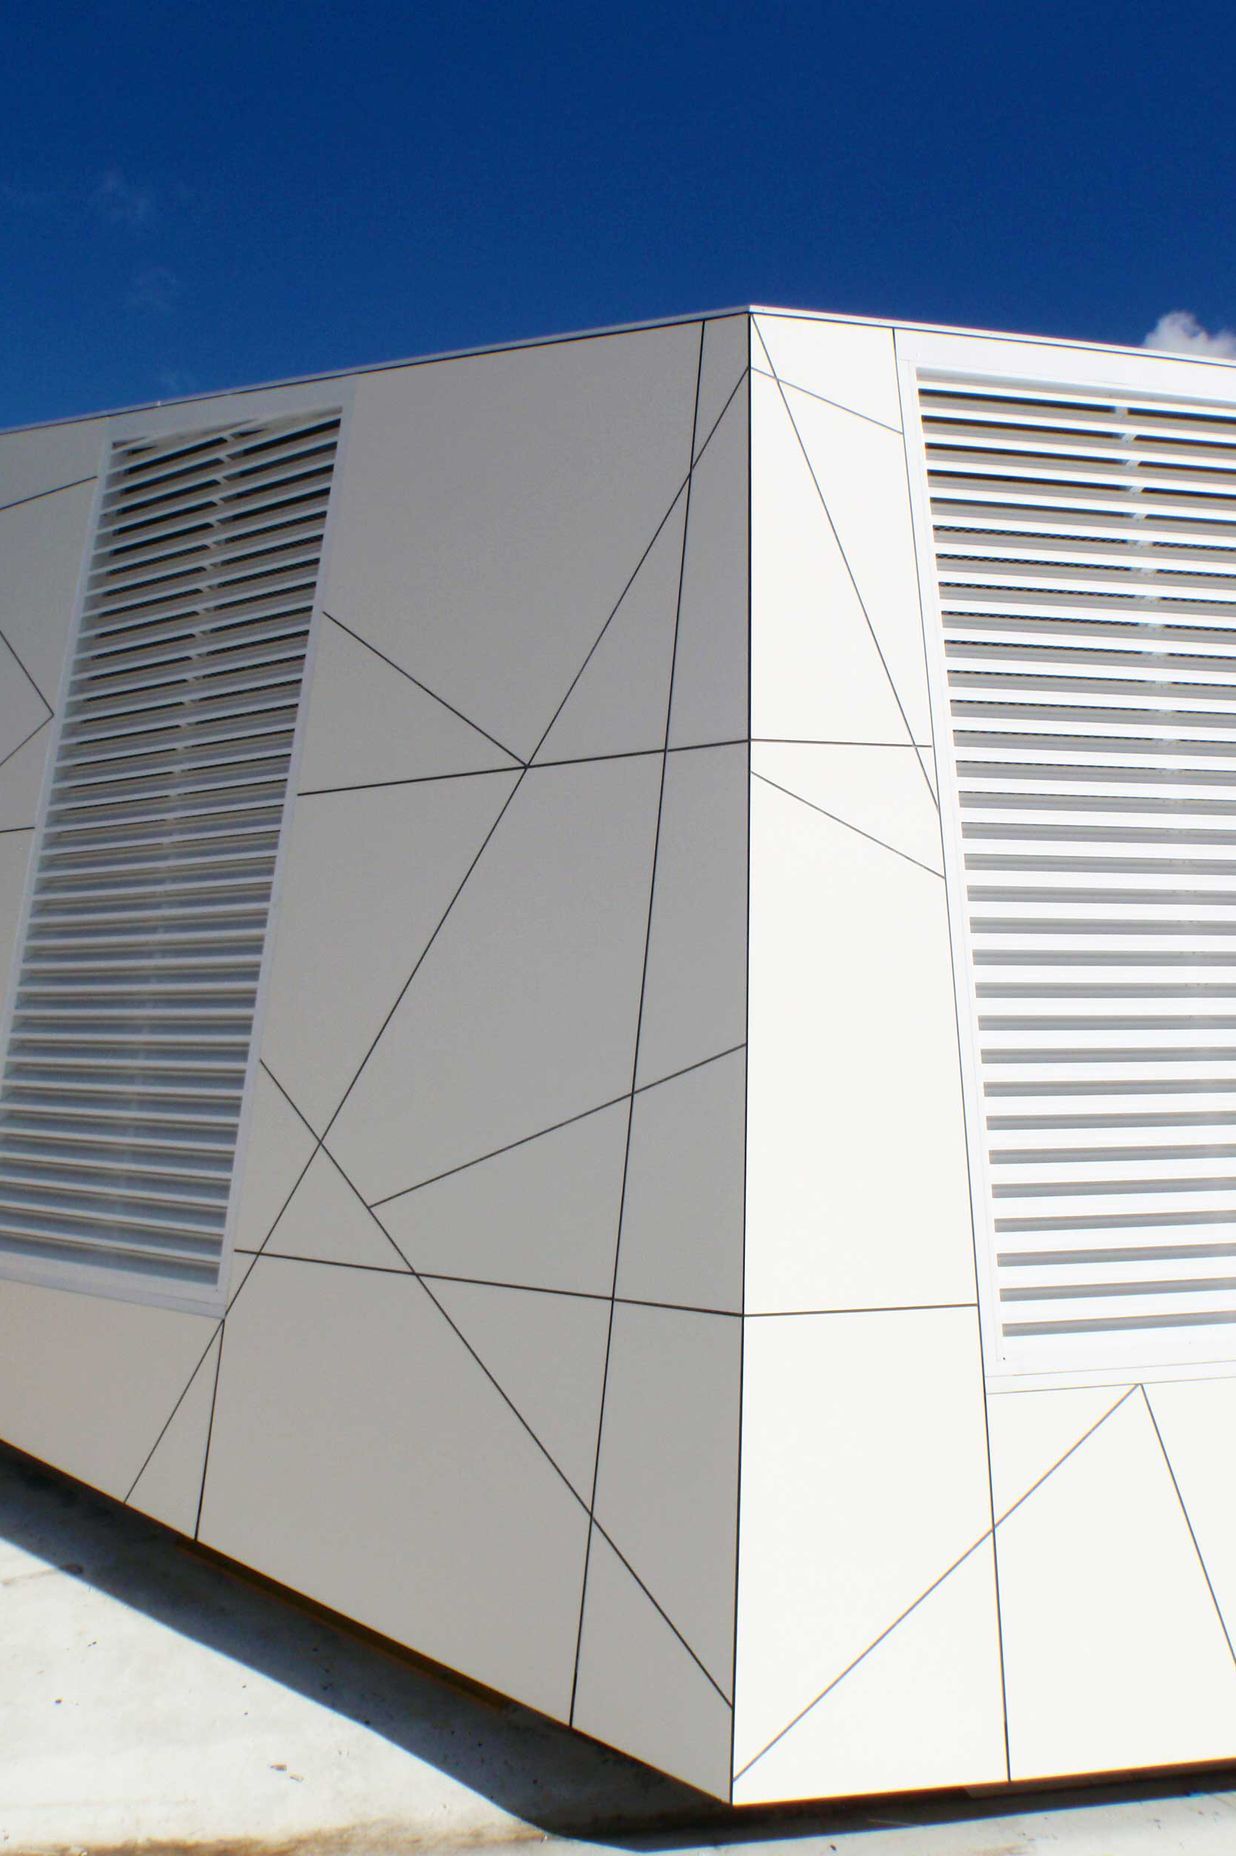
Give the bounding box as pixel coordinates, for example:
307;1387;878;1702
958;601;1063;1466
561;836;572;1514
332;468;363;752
569;319;708;1725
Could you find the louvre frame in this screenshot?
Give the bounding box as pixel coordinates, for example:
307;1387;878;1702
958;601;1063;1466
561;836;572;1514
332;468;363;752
899;330;1236;1385
0;393;351;1316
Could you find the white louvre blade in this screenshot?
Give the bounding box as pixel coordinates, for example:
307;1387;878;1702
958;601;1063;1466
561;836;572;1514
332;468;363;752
917;366;1236;1372
0;408;340;1300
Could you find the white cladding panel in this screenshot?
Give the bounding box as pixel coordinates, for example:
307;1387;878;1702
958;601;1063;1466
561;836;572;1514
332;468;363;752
737;313;998;1803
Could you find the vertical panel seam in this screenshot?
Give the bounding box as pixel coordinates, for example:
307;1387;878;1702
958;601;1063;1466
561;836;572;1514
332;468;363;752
568;322;707;1725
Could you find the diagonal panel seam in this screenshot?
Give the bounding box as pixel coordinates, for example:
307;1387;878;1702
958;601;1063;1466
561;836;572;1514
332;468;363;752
229;1256;744;1318
0;714;50;779
316;768;526;1144
749;358;903;435
142;358;750;1687
993;1383;1138;1531
192;1329;226;1539
368;1041;746;1209
313;367;750;1158
123;1329;221;1509
534;371;747;776
320;609;526;768
751;769;943;879
0;473;96;519
120;1054;373;1507
257;1059;734;1698
733;1381;1139;1782
119;1142;325;1504
1140;1382;1236;1666
889;342;1001;1772
296;737;751;798
733;1534;995;1784
752;320;937;809
0;629;53;717
569;319;708;1724
298;1088;731;1700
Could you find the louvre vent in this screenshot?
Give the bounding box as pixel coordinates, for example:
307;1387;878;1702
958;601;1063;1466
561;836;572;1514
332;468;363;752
0;408;340;1304
918;365;1236;1370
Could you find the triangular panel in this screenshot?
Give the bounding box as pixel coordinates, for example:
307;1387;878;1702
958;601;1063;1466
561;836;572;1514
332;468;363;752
534;497;686;765
573;1526;732;1798
128;1331;221;1535
0;1275;219;1502
0;662;46;770
320;324;702;763
750;370;918;747
429;1277;610;1499
667;388;749;750
200;1257;589;1721
751;742;942;874
231;1068;319;1254
617;1050;745;1312
270;1148;409;1272
986;1385;1133;1520
328;756;661;1204
782;387;931;743
743;780;973;1314
0;478;96;701
733;1308;991;1771
260;769;521;1132
297;616;519;793
997;1391;1236;1779
694;314;749;461
0;421;103;512
0;723;52;830
753;313;903;430
634;743;748;1089
1145;1378;1236;1649
378;1097;628;1297
592;1303;740;1696
733;1543;1006;1804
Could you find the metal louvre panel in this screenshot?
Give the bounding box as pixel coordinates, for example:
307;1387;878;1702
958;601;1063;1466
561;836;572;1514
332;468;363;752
0;409;340;1296
918;368;1236;1367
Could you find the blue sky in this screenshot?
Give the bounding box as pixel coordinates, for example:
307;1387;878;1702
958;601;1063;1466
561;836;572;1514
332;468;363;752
3;0;1234;427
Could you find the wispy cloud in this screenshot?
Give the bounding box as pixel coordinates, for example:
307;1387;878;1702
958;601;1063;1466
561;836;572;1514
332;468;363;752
155;367;196;399
127;265;181;313
93;168;154;229
3;168;159;231
0;180;60;214
1144;310;1236;360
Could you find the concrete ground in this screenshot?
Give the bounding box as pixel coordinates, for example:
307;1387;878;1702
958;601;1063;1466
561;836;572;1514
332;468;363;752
1;1443;1234;1855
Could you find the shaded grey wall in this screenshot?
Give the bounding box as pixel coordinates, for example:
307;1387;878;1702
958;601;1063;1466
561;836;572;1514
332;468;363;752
0;313;751;1798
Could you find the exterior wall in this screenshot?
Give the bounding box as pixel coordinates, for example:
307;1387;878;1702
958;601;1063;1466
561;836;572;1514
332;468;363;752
899;328;1236;1786
735;312;1236;1803
9;307;1236;1807
0;315;751;1798
734;312;1001;1804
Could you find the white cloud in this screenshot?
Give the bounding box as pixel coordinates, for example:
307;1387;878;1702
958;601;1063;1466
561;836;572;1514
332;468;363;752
1144;310;1236;360
93;168;153;229
3;169;162;231
155;367;195;399
127;265;180;313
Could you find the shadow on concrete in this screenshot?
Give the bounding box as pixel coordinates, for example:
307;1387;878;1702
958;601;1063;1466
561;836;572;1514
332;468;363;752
2;1438;1235;1851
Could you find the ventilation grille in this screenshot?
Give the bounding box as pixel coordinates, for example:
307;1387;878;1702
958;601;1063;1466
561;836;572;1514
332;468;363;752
0;408;340;1301
919;366;1236;1368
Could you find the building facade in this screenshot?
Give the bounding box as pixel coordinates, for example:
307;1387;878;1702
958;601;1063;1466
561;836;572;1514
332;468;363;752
2;308;1236;1801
